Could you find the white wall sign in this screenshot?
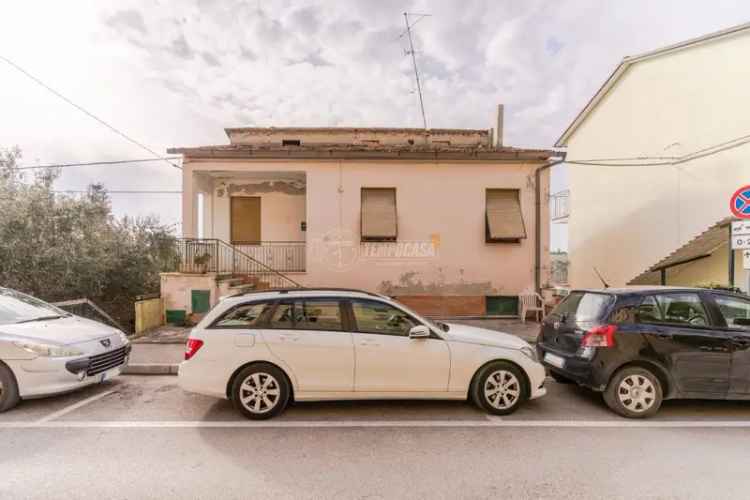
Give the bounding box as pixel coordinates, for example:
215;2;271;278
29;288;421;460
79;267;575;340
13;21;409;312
744;249;750;270
732;221;750;250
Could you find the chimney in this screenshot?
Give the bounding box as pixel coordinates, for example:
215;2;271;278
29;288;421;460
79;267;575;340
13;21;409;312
495;104;504;147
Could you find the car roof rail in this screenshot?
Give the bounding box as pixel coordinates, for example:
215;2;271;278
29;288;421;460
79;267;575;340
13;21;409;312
230;287;387;299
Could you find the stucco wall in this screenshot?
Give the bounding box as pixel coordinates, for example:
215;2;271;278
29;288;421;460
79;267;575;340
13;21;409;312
565;30;750;290
182;159;550;298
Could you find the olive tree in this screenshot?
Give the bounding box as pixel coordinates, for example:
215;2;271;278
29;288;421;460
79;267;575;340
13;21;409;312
0;147;177;331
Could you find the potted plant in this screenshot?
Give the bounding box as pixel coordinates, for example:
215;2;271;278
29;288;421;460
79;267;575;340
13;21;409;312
193;253;212;273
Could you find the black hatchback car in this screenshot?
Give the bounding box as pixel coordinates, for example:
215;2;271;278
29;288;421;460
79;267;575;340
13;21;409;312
537;286;750;418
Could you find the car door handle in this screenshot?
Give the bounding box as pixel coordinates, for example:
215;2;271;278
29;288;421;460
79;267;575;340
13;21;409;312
279;334;300;342
359;339;380;347
732;336;750;345
654;332;672;339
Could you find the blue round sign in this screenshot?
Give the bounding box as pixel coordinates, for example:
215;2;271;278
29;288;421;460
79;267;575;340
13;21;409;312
731;185;750;219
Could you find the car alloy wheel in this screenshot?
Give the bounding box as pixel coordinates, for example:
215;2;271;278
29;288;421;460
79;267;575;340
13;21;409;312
239;372;281;415
472;361;528;415
604;366;663;418
617;374;656;413
484;370;521;411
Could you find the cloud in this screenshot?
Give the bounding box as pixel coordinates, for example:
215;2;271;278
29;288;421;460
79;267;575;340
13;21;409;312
202;52;220;67
105;9;147;35
168;33;194;60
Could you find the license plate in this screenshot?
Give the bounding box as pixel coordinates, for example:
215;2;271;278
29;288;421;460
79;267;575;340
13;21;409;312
544;352;566;369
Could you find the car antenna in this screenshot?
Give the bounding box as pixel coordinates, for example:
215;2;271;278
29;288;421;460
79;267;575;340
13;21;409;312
593;267;610;288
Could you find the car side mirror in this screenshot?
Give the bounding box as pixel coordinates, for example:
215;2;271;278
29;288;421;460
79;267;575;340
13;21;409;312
409;325;430;339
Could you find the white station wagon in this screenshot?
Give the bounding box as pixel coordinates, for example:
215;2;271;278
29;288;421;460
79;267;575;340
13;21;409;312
179;288;547;419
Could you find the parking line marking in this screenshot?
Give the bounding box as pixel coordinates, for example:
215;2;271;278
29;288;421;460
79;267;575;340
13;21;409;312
34;389;118;424
4;419;750;429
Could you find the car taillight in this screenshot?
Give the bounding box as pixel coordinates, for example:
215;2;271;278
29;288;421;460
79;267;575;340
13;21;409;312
185;338;204;360
581;325;617;348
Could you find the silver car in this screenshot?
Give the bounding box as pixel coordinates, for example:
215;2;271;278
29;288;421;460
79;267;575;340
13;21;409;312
0;288;131;412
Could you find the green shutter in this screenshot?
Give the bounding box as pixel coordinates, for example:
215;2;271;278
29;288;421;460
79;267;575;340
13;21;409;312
191;290;211;314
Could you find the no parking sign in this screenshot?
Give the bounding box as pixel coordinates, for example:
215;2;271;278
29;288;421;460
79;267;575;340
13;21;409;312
730;185;750;219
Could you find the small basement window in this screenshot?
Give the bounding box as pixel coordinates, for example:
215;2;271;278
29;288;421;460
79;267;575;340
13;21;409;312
485;188;526;243
282;139;301;146
486;296;519;316
361;187;397;242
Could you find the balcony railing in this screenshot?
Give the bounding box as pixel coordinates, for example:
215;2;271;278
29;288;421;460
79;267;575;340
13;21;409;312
232;241;306;273
174;239;303;289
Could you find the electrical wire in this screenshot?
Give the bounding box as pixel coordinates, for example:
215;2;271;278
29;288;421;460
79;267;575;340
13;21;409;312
0;55;182;170
13;157;183;171
566;133;750;167
53;190;182;194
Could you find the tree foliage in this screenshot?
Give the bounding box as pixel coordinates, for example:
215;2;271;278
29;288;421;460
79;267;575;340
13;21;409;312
0;147;178;331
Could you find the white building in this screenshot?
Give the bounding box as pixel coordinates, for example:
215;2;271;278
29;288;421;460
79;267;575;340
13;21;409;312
556;22;750;291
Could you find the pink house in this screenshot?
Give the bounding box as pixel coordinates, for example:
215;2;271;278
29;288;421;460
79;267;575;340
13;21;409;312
163;113;556;320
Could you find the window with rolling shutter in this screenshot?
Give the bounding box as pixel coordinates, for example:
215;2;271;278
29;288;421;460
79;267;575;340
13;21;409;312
485;189;526;242
361;188;397;241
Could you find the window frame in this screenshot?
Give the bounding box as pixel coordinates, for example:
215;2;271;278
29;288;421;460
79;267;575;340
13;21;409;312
345;298;432;338
706;293;750;331
360;187;398;242
636;292;718;329
207;300;275;330
265;297;348;333
485;188;526;244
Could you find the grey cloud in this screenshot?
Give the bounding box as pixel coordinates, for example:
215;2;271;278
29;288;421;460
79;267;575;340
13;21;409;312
239;45;257;61
289;6;320;35
202;52;221;67
105;9;148;35
169;34;194;60
286;49;333;68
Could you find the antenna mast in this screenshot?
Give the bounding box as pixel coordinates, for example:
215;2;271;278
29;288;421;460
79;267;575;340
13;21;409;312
401;12;429;130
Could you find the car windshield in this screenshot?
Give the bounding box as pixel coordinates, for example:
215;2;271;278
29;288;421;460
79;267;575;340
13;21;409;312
550;291;613;323
0;288;69;325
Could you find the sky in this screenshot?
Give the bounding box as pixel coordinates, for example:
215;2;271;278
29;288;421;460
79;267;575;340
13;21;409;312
1;0;749;251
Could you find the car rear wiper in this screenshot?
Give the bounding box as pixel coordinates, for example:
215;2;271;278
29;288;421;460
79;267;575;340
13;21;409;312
16;315;66;324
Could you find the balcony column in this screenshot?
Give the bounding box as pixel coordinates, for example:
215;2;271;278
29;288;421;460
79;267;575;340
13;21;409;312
182;165;195;238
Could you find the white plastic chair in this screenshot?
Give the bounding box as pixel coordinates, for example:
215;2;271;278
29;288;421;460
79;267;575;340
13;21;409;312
519;293;546;323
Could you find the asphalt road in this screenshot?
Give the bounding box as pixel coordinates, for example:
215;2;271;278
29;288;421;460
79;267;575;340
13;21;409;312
2;376;750;500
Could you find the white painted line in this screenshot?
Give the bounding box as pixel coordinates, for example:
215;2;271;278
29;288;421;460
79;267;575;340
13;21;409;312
35;389;118;424
4;419;750;429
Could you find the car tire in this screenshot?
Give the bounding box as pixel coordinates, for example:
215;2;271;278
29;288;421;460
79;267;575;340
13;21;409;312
604;366;663;419
0;362;20;413
471;361;528;416
231;363;290;420
550;371;574;384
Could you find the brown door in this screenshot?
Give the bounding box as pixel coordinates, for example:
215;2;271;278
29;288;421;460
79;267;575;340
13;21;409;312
231;196;261;243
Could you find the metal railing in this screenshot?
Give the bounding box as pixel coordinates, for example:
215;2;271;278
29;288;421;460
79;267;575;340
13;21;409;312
232;241;306;272
175;238;302;289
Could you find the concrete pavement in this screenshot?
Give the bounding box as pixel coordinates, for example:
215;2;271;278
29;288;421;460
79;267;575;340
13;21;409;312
2;375;750;499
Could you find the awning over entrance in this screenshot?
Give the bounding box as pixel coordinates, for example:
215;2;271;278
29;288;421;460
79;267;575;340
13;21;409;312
629;217;735;285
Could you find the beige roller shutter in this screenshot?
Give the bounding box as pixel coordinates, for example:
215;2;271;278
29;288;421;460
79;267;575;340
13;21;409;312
486;189;526;241
361;188;397;241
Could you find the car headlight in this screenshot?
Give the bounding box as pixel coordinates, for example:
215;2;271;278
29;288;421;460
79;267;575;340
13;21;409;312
520;345;538;362
13;341;84;358
118;331;130;345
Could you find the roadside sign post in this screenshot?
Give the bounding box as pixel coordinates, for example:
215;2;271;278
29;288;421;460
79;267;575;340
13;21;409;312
730;220;750;288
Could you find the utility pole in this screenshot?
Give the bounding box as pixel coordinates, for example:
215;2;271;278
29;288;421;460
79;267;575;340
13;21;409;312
401;12;429;130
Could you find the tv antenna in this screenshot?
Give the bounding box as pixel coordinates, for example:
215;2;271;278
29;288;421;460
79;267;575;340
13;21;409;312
399;12;430;130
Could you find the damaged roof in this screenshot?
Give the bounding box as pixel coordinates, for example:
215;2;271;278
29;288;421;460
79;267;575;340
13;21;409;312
167;143;555;161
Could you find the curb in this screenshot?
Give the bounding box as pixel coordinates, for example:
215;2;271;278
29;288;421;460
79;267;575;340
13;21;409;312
123;363;179;375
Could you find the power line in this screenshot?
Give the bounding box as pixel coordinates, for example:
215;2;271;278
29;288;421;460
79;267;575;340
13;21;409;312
54;190;181;194
0;55;182;170
13;157;183;171
567;133;750;167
